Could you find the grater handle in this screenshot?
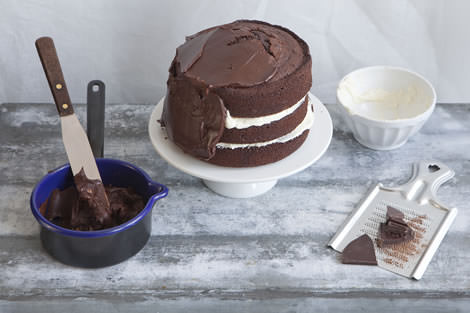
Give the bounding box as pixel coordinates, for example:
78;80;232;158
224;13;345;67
399;160;454;205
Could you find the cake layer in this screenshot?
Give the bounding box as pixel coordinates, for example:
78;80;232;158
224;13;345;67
218;99;313;149
208;130;309;167
212;56;311;117
225;95;307;129
220;95;309;144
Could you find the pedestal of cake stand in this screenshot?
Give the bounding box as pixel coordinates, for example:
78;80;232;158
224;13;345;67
148;93;332;198
203;179;278;198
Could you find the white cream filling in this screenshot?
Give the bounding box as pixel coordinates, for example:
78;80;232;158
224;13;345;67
216;99;314;149
225;95;307;129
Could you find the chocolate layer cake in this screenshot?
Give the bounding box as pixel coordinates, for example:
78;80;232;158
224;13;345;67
161;20;312;167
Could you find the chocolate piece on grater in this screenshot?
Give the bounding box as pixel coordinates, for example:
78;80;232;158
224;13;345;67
342;234;378;265
378;206;414;247
386;206;405;223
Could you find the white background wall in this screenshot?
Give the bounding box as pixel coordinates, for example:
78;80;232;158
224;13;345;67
1;0;469;104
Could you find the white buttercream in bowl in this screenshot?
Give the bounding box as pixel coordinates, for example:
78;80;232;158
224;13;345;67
338;76;433;120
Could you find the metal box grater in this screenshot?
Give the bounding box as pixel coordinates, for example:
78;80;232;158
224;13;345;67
329;160;458;280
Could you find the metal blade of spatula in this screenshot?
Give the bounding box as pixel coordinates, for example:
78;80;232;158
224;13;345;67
329;160;458;280
35;37;102;181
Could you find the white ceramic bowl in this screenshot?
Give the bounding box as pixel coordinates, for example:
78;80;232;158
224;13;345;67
336;66;436;150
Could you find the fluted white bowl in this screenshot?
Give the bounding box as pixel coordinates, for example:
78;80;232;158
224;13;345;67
336;66;436;150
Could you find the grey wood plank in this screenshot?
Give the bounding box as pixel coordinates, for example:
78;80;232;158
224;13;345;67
0;233;469;299
1;297;470;313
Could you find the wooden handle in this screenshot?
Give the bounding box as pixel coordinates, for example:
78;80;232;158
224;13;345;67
35;37;74;116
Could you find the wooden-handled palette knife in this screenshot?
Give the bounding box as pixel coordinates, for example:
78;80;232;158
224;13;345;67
35;37;110;211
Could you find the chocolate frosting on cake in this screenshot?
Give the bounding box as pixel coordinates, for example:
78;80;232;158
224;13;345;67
162;78;226;160
40;171;145;231
182;27;277;87
162;20;311;161
176;21;304;87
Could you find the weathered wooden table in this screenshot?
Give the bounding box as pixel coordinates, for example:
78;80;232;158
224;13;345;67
1;101;469;312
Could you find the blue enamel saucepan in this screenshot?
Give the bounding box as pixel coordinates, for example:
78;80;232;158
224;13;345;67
30;158;168;268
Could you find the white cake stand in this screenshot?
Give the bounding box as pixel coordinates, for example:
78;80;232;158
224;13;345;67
148;93;333;198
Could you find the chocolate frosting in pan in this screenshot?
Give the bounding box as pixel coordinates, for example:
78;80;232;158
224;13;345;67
39;171;145;231
39;188;78;227
162;20;306;160
73;168;111;225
